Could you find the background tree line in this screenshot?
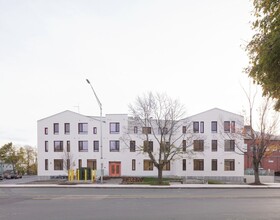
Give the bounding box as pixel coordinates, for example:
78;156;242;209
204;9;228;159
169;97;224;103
0;142;37;175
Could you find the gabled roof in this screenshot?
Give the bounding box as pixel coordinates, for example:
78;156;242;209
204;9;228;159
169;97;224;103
37;110;101;122
186;107;243;119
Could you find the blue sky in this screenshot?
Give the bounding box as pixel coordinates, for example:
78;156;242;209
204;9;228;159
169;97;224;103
0;0;260;147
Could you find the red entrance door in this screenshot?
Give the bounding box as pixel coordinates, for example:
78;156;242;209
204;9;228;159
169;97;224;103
109;162;121;177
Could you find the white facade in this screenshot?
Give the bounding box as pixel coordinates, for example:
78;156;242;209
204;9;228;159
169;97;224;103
37;108;244;182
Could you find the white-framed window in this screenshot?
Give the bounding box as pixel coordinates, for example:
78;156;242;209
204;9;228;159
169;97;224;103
78;141;88;152
110;140;120;152
110;122;120;133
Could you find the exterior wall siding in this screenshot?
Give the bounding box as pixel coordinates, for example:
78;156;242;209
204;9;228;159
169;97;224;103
37;108;244;181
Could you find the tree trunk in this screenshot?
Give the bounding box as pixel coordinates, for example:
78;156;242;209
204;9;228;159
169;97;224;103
253;163;261;185
157;167;163;185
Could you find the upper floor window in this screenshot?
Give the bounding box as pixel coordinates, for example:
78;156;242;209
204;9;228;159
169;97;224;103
142;127;152;134
64;123;70;134
93;127;97;134
211;121;217;133
193;122;199;133
44;127;48;135
53;123;59;134
93;141;99;152
130;140;136;152
110;122;120;133
224;140;235;152
182;140;187;152
224;121;230;133
193;140;204;151
45;141;48;152
54;141;63;152
78;123;88;134
110;140;120;152
78;141;88;152
67;141;70;152
143;141;153;152
224;121;236;133
193;121;204;133
211;140;218;152
134;126;138;134
182;126;187;134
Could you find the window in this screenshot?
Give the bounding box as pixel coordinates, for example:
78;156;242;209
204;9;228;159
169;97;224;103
78;123;88;134
130;141;136;152
182;126;187;134
193;140;204;151
163;161;171;171
225;140;235;152
224;159;235;171
193;121;199;133
134;126;138;134
67;141;70;152
193;159;204;171
143;160;153;170
54;159;63;170
45;141;48;152
78;141;88;152
143;141;153;152
231;121;235;133
93;141;99;152
212;159;218;171
132;159;136;171
64;123;70;134
211;121;217;133
54;141;63;152
44;127;48;135
110;140;120;152
224;121;230;133
45;159;48;170
93;127;97;134
110;122;120;133
142;127;151;134
158;127;168;135
54;123;59;134
211;140;218;152
200;122;204;133
182;140;186;152
182;159;186;171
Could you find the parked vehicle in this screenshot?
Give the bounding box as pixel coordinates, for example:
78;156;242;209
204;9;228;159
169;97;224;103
3;170;22;179
0;174;3;180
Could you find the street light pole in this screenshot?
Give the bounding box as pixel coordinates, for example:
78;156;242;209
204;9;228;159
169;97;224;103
86;79;104;184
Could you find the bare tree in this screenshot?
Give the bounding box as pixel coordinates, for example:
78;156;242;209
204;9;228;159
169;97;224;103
244;97;280;184
62;150;75;173
128;92;193;184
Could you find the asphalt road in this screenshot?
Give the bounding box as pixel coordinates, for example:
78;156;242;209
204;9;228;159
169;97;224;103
0;188;280;220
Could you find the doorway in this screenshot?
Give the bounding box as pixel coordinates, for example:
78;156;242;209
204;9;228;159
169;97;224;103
109;162;121;177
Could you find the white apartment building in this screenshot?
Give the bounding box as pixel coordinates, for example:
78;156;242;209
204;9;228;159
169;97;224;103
37;108;245;182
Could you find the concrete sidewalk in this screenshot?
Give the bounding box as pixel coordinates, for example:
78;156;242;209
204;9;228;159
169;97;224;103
1;182;280;189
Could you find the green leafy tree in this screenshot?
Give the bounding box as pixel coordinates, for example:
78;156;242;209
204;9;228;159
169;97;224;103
0;143;20;172
245;0;280;110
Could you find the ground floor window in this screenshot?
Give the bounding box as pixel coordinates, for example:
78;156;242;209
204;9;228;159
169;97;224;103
212;159;218;171
45;159;48;170
132;159;136;171
182;159;186;171
163;161;171;171
193;159;204;171
54;159;63;170
143;160;153;171
224;159;235;171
